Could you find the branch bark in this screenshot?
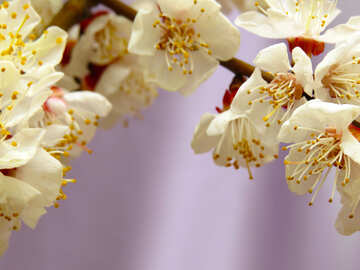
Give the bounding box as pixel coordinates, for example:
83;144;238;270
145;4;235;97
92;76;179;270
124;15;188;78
49;0;96;31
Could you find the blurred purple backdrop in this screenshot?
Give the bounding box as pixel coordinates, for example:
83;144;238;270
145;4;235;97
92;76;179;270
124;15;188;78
1;1;360;270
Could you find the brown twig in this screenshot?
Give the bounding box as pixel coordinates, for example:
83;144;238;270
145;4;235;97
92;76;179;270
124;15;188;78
49;0;97;31
220;59;274;82
98;0;137;21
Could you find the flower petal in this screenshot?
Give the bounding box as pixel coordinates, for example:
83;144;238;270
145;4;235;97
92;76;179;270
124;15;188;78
342;128;360;165
128;3;162;56
195;12;240;60
0;128;45;169
254;43;290;73
335;202;360;236
231;67;267;114
64;91;112;117
207;109;238;136
191;113;220;154
320;16;360;44
16;148;63;212
292;47;314;96
178;51;219;96
278;100;360;143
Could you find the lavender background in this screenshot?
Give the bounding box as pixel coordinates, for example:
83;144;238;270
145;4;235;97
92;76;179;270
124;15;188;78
1;1;360;269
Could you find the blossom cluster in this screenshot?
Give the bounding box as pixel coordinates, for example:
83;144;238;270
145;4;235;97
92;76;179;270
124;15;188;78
3;0;360;259
0;0;112;256
191;0;360;236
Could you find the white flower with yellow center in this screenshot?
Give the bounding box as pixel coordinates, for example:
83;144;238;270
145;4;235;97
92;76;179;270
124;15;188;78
38;86;112;158
315;35;360;104
128;0;240;95
192;76;279;179
235;0;344;55
235;0;340;39
234;43;313;129
279;100;360;207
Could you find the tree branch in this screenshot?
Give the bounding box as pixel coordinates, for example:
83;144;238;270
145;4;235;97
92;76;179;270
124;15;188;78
98;0;137;21
49;0;96;31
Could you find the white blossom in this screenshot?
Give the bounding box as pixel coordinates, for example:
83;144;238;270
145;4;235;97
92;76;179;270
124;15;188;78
235;0;340;40
278;100;360;206
128;0;240;95
235;0;345;55
234;43;313;130
192;76;279;179
315;35;360;104
37;86;112;158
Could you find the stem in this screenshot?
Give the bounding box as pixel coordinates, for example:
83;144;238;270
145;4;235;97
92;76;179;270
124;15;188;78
49;0;96;31
220;59;274;82
99;0;137;21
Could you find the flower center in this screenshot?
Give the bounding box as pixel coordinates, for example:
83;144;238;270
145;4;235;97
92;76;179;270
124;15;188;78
322;61;360;102
248;73;304;126
93;20;128;63
153;8;211;75
212;117;276;179
283;127;351;206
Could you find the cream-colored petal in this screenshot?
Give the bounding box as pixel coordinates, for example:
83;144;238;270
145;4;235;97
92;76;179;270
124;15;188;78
42;124;70;147
0;222;11;257
235;9;301;39
95;62;131;96
128;3;162;56
292;47;314;96
16;148;63;210
0;128;44;169
335;202;360;236
231;68;267;114
342;128;360;165
158;0;221;19
191;113;220;154
195;12;240;60
207;110;239;136
24;26;67;71
279;100;360;143
0;173;41;227
6;0;41;38
143;52;187;92
320;16;360;44
254;43;290;73
64;91;112;117
178;51;219;96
